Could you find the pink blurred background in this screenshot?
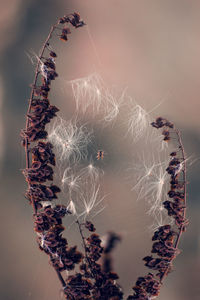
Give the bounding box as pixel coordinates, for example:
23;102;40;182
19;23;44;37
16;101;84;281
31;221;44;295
0;0;200;299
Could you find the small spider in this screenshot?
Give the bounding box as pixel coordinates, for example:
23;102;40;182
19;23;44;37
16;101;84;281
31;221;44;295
96;150;104;160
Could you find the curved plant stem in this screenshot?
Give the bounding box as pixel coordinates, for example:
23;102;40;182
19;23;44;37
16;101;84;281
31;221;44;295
160;128;187;283
24;20;66;290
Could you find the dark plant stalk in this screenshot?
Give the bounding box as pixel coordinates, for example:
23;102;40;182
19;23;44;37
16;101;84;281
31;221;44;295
76;220;97;280
24;20;66;289
127;117;188;300
22;12;86;293
25;24;56;171
159;128;187;283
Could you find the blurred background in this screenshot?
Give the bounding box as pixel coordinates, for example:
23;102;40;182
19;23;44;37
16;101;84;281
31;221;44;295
0;0;200;299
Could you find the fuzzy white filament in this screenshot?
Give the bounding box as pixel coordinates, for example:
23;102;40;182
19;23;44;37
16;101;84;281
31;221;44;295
127;102;151;141
48;117;93;164
103;88;126;124
67;200;77;215
77;184;106;220
70;73;126;124
61;163;104;219
70;73;104;115
66;186;105;221
131;152;170;226
61;164;102;190
26;51;49;82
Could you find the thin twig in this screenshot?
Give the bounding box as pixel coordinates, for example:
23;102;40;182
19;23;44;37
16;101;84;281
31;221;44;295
76;220;97;280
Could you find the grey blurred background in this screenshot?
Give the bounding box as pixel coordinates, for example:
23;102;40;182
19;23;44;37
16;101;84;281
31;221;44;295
0;0;200;299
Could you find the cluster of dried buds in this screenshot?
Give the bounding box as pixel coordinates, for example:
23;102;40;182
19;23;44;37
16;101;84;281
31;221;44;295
127;117;187;300
59;12;86;41
164;155;186;228
64;222;123;300
151;117;174;141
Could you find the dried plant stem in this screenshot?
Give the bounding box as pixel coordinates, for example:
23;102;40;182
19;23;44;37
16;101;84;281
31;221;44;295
24;21;67;290
22;14;87;294
25;24;57;171
55;267;67;288
76;220;97;280
160;128;187;284
128;118;188;300
25;24;59;216
174;129;187;241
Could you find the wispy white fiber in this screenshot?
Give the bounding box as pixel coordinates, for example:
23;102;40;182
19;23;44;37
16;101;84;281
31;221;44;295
48;117;93;164
126;101;151;141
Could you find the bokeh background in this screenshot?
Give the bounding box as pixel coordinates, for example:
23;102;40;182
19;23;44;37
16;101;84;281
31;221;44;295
0;0;200;299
